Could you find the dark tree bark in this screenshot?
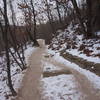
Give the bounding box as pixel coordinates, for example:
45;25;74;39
45;0;56;35
86;0;92;37
71;0;87;37
9;0;26;69
1;4;26;69
85;0;100;37
9;48;24;70
18;0;37;45
7;24;26;70
90;0;100;33
30;0;39;46
2;0;17;96
55;0;62;24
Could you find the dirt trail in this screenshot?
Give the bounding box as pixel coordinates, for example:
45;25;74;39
44;56;100;100
16;40;100;100
16;47;46;100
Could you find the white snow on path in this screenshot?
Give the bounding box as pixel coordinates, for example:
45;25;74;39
0;45;100;100
40;53;86;100
47;49;100;89
66;49;100;63
48;50;100;90
42;62;62;72
42;49;100;100
24;46;38;66
40;74;85;100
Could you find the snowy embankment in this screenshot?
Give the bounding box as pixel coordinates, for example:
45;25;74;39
48;49;100;88
40;48;100;100
0;46;36;100
49;24;100;64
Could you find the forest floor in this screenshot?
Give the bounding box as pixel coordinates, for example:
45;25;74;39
15;40;100;100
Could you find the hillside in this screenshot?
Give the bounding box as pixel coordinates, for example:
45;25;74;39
49;23;100;75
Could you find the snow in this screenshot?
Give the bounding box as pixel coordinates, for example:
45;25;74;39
95;31;100;36
1;0;73;25
40;75;85;100
50;23;100;64
24;46;37;66
43;62;61;72
40;57;86;100
0;45;37;100
66;49;100;63
48;49;100;90
0;42;99;100
0;55;25;100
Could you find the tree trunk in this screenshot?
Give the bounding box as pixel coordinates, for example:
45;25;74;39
86;0;92;37
71;0;87;37
30;0;39;46
3;0;17;96
55;0;62;24
45;0;56;35
91;0;100;33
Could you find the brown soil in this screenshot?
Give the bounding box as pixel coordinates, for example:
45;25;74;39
61;51;100;76
43;69;72;77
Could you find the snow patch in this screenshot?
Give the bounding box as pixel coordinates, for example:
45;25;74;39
24;47;37;66
52;52;100;90
40;74;85;100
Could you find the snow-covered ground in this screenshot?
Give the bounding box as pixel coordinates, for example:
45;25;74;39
0;45;37;100
0;55;24;100
24;45;38;66
49;23;100;64
48;49;100;89
39;49;100;100
66;48;100;63
41;75;85;100
40;60;86;100
0;43;100;100
43;62;61;72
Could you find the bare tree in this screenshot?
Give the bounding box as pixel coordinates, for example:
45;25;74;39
86;0;100;35
71;0;87;37
30;0;39;46
44;0;55;35
2;0;17;96
86;0;92;37
1;3;26;70
18;2;34;42
9;0;26;69
18;0;39;46
55;0;62;24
